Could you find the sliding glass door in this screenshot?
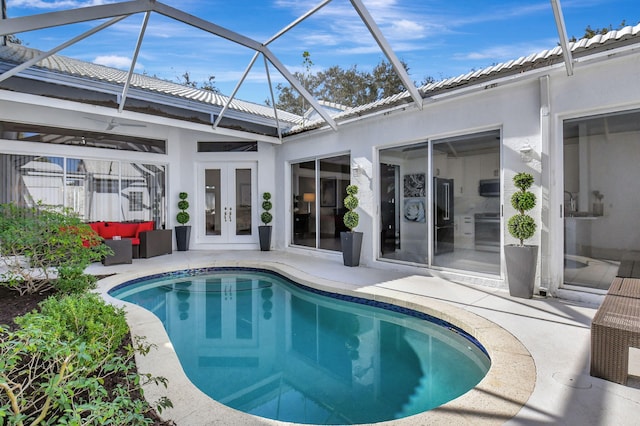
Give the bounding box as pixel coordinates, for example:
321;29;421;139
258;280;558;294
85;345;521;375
377;131;501;276
291;155;350;251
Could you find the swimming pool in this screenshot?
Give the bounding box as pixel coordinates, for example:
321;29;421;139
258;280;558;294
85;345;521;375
110;267;490;424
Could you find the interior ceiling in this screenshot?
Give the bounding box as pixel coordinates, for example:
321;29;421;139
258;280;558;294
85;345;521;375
564;109;640;140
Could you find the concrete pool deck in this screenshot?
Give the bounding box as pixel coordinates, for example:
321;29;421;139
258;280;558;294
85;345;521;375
91;250;640;425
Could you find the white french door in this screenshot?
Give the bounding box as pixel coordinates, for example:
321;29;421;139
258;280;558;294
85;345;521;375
197;162;256;244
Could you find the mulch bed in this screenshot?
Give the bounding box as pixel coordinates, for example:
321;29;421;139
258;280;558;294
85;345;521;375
0;283;175;425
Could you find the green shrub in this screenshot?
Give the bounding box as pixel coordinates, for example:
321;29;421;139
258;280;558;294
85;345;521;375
16;293;129;355
0;293;171;425
0;203;111;295
343;185;359;231
261;192;273;225
507;172;537;245
176;192;190;225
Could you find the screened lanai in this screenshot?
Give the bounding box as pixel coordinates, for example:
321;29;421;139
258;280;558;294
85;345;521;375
1;1;640;296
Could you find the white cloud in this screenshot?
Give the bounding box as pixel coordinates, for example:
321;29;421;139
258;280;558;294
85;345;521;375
93;54;143;70
388;19;426;40
7;0;115;9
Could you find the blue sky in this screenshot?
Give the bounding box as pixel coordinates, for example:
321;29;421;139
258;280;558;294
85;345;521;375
4;0;639;105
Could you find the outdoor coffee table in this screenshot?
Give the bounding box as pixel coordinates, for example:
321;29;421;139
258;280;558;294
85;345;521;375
102;238;133;266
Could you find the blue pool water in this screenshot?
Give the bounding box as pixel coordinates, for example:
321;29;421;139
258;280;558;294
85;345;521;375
110;268;490;424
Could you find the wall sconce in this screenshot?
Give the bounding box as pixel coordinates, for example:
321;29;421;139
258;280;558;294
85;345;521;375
519;144;533;162
352;164;363;177
302;193;315;213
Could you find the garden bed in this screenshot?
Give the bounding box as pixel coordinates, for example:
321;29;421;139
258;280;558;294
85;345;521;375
0;284;174;425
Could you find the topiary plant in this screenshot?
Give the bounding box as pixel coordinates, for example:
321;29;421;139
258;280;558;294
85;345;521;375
261;192;273;225
343;185;359;232
507;172;536;246
176;192;190;225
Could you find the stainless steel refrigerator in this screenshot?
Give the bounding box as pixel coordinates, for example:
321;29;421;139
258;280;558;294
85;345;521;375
434;177;454;254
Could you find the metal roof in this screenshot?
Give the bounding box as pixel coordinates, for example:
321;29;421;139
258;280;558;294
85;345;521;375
0;42;303;127
285;22;640;135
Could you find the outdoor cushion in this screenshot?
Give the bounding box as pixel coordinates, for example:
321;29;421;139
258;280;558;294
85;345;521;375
88;221;106;234
135;221;154;238
100;223;123;239
107;222;139;238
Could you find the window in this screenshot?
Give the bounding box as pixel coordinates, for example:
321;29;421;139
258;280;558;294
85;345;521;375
198;141;258;152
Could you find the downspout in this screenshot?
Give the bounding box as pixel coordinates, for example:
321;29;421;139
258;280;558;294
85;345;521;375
539;75;556;295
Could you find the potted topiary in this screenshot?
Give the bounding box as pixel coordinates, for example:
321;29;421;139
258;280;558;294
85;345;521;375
259;192;273;251
175;192;191;251
341;185;363;267
505;172;538;298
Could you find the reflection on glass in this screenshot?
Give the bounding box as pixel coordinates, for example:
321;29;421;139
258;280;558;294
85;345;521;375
205;169;221;236
291;156;351;251
0;154;166;226
0;155;65;208
319;156;350;251
112;270;490;425
431;131;501;275
378;143;429;264
235;168;252;236
291;161;316;247
563;109;640;290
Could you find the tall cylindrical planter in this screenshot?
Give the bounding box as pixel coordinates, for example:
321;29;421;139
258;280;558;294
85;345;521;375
175;225;191;252
505;245;538;298
259;225;272;251
341;231;363;267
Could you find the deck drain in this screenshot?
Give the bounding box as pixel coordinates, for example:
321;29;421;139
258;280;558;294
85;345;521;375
552;372;593;389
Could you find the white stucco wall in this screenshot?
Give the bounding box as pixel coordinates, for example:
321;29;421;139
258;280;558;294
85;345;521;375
276;49;640;294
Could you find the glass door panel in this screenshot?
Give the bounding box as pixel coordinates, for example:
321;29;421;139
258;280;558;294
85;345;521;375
562;110;640;290
319;156;350;251
235;168;252;236
205;169;221;236
431;131;500;275
292;161;316;247
378;143;429;264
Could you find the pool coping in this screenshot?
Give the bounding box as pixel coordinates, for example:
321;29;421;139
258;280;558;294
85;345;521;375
96;259;536;425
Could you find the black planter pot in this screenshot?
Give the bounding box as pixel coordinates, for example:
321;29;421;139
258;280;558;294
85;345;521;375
341;231;363;267
175;225;191;251
505;244;538;298
258;226;272;251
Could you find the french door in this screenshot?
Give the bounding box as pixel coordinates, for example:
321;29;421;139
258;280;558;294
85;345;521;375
197;162;256;244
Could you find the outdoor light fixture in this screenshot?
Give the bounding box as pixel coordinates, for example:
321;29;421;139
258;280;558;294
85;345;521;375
303;193;315;213
519;144;533;163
